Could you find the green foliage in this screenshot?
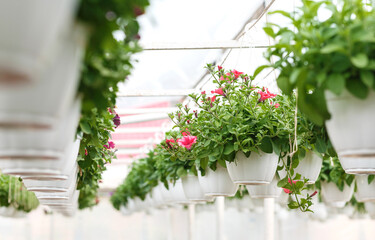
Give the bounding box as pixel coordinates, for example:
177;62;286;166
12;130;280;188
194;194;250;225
75;0;149;209
262;0;375;125
0;175;39;213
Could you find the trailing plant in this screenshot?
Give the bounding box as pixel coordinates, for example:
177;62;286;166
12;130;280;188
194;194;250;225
260;0;375;125
75;0;149;209
0;175;39;213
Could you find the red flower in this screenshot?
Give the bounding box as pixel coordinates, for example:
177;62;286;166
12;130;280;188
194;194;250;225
211;88;225;96
218;66;223;70
310;191;318;198
166;138;175;144
177;136;197;150
85;149;88;156
283;178;297;194
219;76;225;81
104;141;115;149
211;96;216;102
201;91;206;95
113;114;121;127
274;103;280;108
181;131;191;136
283;188;292;194
187;120;190;124
258;88;277;102
231;69;244;79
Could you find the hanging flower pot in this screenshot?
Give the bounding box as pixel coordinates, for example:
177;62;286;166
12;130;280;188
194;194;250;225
0;99;81;176
197;165;238;197
0;0;77;84
246;176;281;198
40;190;79;207
365;202;375;218
159;183;174;205
168;179;191;205
151;185;166;209
325;91;375;174
181;174;214;203
120;205;132;216
321;181;354;208
354;175;375;202
0;27;85;128
33;177;77;201
226;151;278;185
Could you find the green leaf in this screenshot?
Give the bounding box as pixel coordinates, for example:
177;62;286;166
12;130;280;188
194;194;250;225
351;53;368;68
277;177;289;188
259;137;273;154
290;68;302;84
326;73;345;95
263;27;275;37
315;137;327;154
253;65;270;78
223;144;235;155
288;201;299;209
80;121;92;134
320;44;345;54
360;70;374;88
368;175;375;184
347;79;369;99
277;76;293;94
217;159;227;168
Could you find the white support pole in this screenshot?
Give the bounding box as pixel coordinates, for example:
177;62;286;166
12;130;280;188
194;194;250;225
264;198;275;240
188;204;196;240
216;196;225;240
141;41;268;51
167;208;174;240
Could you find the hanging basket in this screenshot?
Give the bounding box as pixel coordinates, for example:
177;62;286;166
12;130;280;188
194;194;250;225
355;175;375;202
40;190;79;207
0;0;77;84
246;176;281;198
321;181;354;208
0;26;85;129
168;179;191;205
226;151;278;185
151;185;166;209
326;90;375;174
0;99;81;176
181;174;214;203
197;165;238;197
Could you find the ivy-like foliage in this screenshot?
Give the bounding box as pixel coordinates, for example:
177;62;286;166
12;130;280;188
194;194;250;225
75;0;149;209
0;175;39;213
259;0;375;125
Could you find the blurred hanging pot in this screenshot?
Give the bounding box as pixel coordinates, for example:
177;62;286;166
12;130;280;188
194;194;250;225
22;165;78;193
365;202;375;218
41;190;79;207
159;182;174;205
325;90;375;174
246;176;281;198
321;181;354;208
0;99;81;176
33;177;77;202
226;151;278;185
120;205;132;216
0;0;77;84
279;151;323;184
151;185;166;209
355;175;375;202
197;165;238;197
0;25;85;128
181;174;214;203
168;179;191;205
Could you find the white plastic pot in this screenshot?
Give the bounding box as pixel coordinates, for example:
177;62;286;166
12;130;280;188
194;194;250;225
326;90;375;174
0;26;84;128
33;178;77;201
321;181;354;208
22;166;78;193
151;185;166;208
246;176;281;198
120;205;132;216
355;175;375;202
0;99;81;176
365;202;375;218
41;190;79;207
197;165;238;197
0;0;77;84
159;183;174;205
226;151;278;185
169;179;191;205
181;174;214;203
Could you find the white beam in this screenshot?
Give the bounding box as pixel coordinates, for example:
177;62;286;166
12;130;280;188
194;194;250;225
141;41;268;50
120;113;169;125
114;127;162;134
116;107;179;115
117;89;197;97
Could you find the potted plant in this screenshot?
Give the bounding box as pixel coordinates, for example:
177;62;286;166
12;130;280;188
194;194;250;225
262;0;375;174
246;176;282;199
316;157;355;208
355;175;375;202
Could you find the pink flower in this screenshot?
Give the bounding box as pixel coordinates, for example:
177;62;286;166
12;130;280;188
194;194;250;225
274;103;280;108
218;66;223;70
226;72;231;76
310;191;318;198
283;188;292;194
211;88;225;96
219;76;225;81
231;69;244;79
166;138;175;144
283;178;297;194
104;141;115;149
181;131;191;136
113;114;121;128
201;91;206;95
85;149;88;156
211;96;216;102
177;136;197;150
258;88;277;102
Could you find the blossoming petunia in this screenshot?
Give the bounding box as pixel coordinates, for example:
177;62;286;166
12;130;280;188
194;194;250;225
177;135;197;150
274;103;280;108
283;178;297;194
165;138;175;144
113;114;121;127
211;88;225;96
85;149;88;156
218;66;223;70
231;69;244;79
211;96;216;102
258;88;277;102
104;141;115;149
181;131;191;136
201;91;206;95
